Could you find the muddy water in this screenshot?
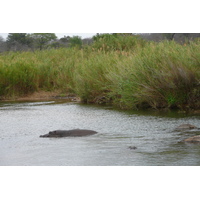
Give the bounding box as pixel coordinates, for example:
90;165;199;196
0;101;200;166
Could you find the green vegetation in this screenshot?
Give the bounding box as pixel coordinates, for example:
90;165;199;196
6;33;57;51
0;34;200;111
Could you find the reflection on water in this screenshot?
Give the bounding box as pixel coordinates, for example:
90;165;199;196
0;101;200;166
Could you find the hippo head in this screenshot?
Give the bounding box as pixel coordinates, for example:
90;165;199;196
40;130;60;138
48;130;61;137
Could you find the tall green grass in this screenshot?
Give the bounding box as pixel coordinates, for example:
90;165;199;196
0;48;84;98
106;41;200;109
0;38;199;110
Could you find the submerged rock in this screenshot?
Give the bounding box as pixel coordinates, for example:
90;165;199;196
183;135;200;143
175;124;198;131
128;146;137;150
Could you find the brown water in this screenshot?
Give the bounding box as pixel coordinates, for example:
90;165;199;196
0;101;200;166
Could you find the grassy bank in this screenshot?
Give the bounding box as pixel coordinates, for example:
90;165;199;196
0;38;199;110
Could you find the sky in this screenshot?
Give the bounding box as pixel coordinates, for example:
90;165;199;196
0;33;96;40
1;1;199;40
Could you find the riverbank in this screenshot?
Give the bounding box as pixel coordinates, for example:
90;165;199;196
0;90;81;102
0;37;200;110
1;90;200;115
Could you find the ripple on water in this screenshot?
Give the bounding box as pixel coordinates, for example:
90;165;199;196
0;101;199;166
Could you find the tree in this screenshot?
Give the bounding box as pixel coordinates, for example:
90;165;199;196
0;36;7;52
68;36;82;48
82;37;93;46
6;33;32;51
163;33;176;40
7;33;29;45
93;33;133;41
29;33;57;50
58;36;71;48
139;33;165;42
59;35;71;43
92;33;114;41
137;33;200;43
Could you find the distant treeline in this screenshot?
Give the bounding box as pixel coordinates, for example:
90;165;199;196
1;33;200;53
0;33;93;52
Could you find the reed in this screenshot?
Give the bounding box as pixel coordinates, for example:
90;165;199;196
71;51;120;102
0;39;199;110
106;41;200;109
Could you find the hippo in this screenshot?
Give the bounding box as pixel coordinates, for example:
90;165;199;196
175;124;198;131
40;129;97;138
182;135;200;143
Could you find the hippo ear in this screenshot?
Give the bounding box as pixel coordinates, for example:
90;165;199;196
49;131;57;135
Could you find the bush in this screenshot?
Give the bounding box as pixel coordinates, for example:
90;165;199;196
92;33;147;52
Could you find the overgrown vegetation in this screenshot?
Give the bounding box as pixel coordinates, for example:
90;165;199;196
0;34;200;111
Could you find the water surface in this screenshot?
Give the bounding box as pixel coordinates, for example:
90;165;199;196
0;101;200;166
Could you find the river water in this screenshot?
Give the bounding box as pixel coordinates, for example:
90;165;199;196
0;100;200;166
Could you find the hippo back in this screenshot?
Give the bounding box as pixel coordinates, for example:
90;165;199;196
64;129;97;137
40;129;97;138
